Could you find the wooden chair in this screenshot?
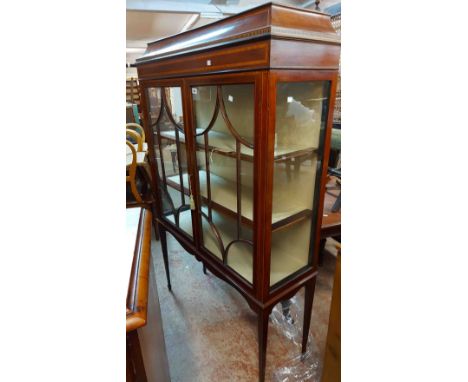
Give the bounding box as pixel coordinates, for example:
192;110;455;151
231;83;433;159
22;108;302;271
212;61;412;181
126;123;148;152
126;129;146;162
126;103;141;125
126;127;151;202
126;131;160;241
126;140;143;204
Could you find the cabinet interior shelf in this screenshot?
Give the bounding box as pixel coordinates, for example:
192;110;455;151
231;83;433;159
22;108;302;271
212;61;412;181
165;170;312;232
158;130;317;163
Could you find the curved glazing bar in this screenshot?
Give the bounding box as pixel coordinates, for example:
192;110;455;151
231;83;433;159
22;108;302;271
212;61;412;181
147;87;162;127
161;87;185;134
225;239;254;261
201;211;226;262
201;208;254;283
192;86;219;137
193;85;254;149
146;86;193;238
193;83;254;283
220;84;254;148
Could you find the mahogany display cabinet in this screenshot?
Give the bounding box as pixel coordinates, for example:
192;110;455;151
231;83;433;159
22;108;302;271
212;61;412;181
135;3;340;381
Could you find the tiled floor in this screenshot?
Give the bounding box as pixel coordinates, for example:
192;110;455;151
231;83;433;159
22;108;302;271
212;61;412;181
151;233;338;382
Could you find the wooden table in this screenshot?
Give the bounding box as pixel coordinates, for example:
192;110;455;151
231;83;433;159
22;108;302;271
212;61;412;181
126;207;152;332
126;207;152;382
126;207;171;382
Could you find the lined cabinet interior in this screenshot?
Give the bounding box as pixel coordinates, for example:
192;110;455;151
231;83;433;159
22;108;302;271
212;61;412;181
270;81;330;286
146;79;329;288
192;84;255;283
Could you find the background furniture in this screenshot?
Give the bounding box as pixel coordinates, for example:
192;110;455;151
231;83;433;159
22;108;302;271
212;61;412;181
329;126;341;169
327;168;341;212
322;244;341;382
127;77;141;106
126;128;149;206
126;207;152;382
126;207;170;382
126;125;152;207
127;123;148;152
330;6;341;127
328;112;341;214
319;177;341;264
126;125;159;240
321;184;341;238
126;140;144;204
135;4;340;381
330;5;341;173
127;103;141;125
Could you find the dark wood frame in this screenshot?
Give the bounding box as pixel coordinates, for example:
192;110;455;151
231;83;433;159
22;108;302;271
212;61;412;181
136;3;340;381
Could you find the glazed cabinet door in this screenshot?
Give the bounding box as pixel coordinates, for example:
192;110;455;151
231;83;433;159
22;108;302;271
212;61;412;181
144;85;195;239
269;76;332;288
189;78;258;285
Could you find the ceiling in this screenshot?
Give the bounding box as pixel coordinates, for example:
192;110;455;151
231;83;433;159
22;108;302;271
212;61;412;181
126;0;340;64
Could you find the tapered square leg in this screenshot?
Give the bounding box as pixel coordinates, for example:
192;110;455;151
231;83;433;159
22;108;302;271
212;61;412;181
149;202;160;242
302;278;317;354
258;309;270;382
158;226;171;291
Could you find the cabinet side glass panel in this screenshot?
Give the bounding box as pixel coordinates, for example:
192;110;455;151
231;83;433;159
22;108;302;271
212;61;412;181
270;81;330;287
192;84;254;284
146;86;193;237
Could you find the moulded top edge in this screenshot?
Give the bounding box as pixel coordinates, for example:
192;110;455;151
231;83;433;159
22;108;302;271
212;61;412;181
135;2;339;66
144;2;331;47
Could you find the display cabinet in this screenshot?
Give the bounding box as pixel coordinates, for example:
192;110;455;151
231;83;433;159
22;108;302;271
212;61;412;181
135;3;340;381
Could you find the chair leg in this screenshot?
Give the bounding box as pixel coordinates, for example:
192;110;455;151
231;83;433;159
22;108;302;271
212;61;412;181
137;167;148;197
203;264;207;275
158;226;171;291
258;309;269;382
140;164;154;203
302;278;317;354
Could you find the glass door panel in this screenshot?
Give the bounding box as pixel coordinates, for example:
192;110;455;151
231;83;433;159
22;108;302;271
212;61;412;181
146;86;193;237
270;81;330;287
192;83;254;283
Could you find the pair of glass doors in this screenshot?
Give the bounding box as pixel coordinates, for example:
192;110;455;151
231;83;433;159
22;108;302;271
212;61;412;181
144;73;331;290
